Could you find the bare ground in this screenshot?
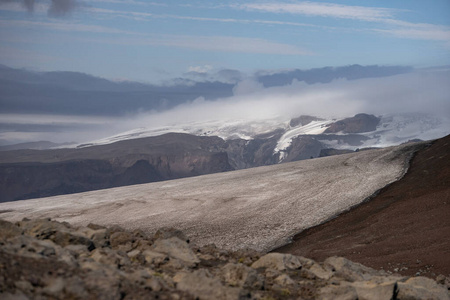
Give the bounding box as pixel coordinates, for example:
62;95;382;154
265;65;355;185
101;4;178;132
276;135;450;278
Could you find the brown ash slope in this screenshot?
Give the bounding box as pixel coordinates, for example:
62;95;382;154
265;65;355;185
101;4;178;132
276;134;450;278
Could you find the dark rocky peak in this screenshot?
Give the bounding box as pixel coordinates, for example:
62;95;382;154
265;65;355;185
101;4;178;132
325;113;380;134
289;115;324;128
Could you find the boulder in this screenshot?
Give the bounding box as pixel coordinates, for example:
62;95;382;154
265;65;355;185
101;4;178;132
0;219;22;240
251;253;302;271
221;263;264;289
18;218;71;239
142;249;169;266
89;248;131;269
174;269;242;300
347;278;397;300
324;256;381;282
154;227;189;243
318;284;358;300
51;231;95;251
109;231;135;252
152;237;199;267
397;277;450;300
274;274;296;287
307;263;334;280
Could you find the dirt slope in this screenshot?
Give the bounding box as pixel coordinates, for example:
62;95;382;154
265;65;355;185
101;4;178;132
276;135;450;278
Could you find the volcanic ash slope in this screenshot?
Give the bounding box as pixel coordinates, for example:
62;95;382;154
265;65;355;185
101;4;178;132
0;142;422;252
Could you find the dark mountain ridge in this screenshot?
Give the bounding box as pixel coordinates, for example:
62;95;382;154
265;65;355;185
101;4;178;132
1;112;443;203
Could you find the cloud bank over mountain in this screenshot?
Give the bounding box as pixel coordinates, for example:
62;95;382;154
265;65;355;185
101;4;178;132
1;64;449;145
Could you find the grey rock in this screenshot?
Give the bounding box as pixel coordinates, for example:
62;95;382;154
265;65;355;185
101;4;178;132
251;253;302;271
0;219;22;240
397;276;450;300
306;263;334;280
154;227;189;243
324;256;381;282
346;277;397;300
174;269;242;300
0;291;30;300
274;274;296;287
5;235;58;259
90;247;131;268
221;263;264;289
18;218;70;239
109;231;135;251
152;237;200;267
42;277;65;296
51;231;95;250
142;249;169;266
318;284;358;300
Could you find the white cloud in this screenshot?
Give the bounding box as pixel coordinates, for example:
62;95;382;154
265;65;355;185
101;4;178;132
231;1;450;44
233;1;393;21
187;65;213;73
3;70;449;145
88;34;312;55
374;20;450;42
156;35;310;55
143;70;450;124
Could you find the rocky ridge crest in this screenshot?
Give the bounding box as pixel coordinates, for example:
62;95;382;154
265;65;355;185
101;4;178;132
1;218;449;300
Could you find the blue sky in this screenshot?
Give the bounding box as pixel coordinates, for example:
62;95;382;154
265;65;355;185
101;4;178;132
0;0;449;82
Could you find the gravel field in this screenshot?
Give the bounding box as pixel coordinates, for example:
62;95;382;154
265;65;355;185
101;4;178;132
0;143;420;252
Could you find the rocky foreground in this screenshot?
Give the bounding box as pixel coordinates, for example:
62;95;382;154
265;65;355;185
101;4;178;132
1;218;449;300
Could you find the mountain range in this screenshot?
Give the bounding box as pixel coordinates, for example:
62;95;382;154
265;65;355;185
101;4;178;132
1;111;448;203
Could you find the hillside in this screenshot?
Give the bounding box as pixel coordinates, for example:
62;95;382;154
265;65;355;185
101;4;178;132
1;218;448;300
1;112;447;203
276;135;450;278
0;142;421;252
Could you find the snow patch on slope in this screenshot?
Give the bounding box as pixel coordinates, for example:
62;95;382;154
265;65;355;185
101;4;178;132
274;120;332;160
75;118;288;148
320;113;450;150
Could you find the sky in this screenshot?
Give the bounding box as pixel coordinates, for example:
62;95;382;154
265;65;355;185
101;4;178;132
0;0;449;146
0;0;450;82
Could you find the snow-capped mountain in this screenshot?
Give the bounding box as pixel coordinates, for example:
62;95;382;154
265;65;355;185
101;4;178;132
1;112;448;203
75;112;450;162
